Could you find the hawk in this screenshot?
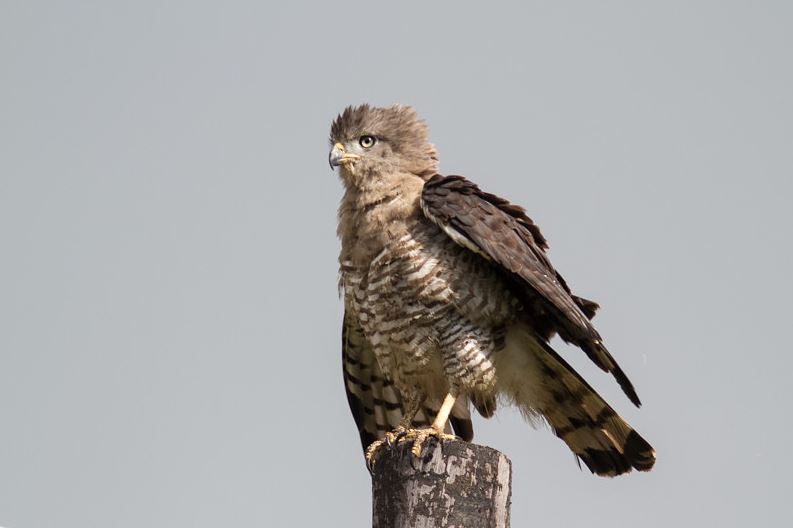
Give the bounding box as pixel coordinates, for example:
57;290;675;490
331;104;655;476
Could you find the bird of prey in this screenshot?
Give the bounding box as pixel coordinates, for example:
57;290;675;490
330;104;655;476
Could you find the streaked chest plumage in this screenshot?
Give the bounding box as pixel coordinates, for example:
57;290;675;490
340;219;518;394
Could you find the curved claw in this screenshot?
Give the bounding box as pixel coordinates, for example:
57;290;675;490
365;439;384;470
365;426;456;469
407;427;457;457
365;426;408;470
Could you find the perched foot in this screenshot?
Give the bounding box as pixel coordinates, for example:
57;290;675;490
365;426;408;469
365;426;456;469
402;426;457;457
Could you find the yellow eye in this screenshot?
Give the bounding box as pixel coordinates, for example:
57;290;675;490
359;135;376;148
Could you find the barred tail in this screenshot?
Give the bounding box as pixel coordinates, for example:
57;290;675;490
342;311;473;456
495;326;655;476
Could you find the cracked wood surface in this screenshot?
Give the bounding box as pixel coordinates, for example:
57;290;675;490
371;440;512;528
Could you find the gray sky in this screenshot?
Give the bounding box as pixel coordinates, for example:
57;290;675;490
1;1;791;526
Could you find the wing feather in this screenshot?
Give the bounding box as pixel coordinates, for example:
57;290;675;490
421;174;641;406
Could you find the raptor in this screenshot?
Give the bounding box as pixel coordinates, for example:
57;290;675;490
331;104;655;476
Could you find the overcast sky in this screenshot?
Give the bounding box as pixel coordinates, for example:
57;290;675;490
1;2;791;527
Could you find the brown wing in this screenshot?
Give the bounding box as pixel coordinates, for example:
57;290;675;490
421;174;641;406
342;309;473;454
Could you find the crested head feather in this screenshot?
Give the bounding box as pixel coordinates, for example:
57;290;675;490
330;104;438;179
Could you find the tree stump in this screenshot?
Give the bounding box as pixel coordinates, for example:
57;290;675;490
370;439;512;528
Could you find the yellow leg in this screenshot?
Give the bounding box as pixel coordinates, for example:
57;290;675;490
403;392;459;457
365;392;460;467
432;392;457;431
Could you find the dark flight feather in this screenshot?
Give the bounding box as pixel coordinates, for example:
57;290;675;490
421;174;641;406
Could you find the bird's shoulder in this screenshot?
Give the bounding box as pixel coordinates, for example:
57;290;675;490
420;173;549;252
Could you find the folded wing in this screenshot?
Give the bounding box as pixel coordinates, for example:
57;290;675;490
421;174;641;406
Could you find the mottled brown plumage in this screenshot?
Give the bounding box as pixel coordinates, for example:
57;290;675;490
331;104;655;476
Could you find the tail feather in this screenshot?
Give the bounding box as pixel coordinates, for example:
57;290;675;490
449;397;474;441
343;311;474;455
495;326;655;477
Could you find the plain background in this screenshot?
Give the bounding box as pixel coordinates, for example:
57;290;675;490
2;1;791;526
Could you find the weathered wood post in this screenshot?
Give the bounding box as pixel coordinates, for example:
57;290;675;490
370;439;512;528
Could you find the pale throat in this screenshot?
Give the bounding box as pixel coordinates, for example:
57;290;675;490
339;172;424;266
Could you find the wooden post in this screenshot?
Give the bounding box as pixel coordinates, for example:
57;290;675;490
370;439;512;528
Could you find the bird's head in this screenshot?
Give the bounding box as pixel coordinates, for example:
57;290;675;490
328;104;438;187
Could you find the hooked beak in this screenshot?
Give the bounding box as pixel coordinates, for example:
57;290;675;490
329;142;360;169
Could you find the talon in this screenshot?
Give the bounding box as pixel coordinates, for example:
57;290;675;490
401;427;456;457
391;425;408;443
411;436;425;457
384;431;396;447
365;439;386;470
408;428;433;457
366;426;456;469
